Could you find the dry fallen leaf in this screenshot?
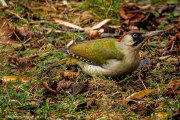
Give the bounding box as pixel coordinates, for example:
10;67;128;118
16;26;31;37
0;76;29;88
91;19;111;30
54;18;110;39
167;33;180;46
127;89;154;99
68;80;89;94
42;81;57;94
21;77;29;82
56;80;72;91
2;76;17;81
132;102;156;115
119;5;159;30
120;7;128;20
54;18;84;31
0;79;7;87
8;54;38;68
86;98;96;108
118;89;154;105
84;27;100;39
75;97;96;111
0;20;19;46
172;109;180;120
163;79;180;98
43;80;89;95
59;71;80;79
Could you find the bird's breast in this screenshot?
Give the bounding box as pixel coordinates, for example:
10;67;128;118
102;53;140;76
78;52;141;77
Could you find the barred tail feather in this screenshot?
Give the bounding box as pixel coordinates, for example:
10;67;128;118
59;48;93;64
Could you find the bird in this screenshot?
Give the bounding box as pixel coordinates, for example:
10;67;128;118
61;30;164;77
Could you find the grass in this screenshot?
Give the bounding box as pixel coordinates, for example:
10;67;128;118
0;0;179;119
78;0;121;23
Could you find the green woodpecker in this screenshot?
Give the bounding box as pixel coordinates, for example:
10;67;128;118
62;30;163;77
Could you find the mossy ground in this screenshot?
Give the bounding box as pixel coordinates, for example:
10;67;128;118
0;0;179;119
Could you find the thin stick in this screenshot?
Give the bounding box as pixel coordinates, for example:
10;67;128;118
138;70;147;89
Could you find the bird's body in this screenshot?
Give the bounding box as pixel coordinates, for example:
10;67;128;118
63;30;163;77
68;38;140;76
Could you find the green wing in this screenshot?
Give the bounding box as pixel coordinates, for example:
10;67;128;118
69;38;124;66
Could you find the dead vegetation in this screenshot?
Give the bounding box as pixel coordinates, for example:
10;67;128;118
0;0;179;119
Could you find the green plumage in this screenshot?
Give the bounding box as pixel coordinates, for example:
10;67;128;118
69;38;124;66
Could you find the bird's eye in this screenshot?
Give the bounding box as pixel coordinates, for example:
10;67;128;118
133;34;138;38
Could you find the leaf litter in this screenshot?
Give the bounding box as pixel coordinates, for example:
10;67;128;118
0;0;179;119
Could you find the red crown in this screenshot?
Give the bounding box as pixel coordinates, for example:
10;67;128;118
117;30;140;42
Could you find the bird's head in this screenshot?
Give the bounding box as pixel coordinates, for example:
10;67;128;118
117;30;164;51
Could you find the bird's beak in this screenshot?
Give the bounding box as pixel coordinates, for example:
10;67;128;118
135;30;164;49
142;30;164;38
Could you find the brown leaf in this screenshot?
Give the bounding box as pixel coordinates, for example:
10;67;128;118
167;33;180;47
68;80;89;94
163;80;180;98
117;99;129;106
132;102;156;115
0;80;7;87
120;6;141;20
84;27;100;39
86;98;96;108
8;54;38;68
43;80;89;95
56;80;72;91
21;77;29;82
0;20;18;46
134;104;148;115
75;97;96;111
172;109;180;120
1;76;29;85
129;14;145;24
120;7;128;19
127;89;154;99
59;71;80;79
156;16;167;24
126;13;135;19
42;81;57;94
167;35;177;46
2;76;17;81
118;89;154;106
16;26;31;37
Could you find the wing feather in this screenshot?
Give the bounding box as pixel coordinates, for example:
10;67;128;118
69;38;124;66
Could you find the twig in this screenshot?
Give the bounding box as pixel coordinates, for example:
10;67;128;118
138;70;147;89
170;41;175;51
5;10;28;24
42;81;57;94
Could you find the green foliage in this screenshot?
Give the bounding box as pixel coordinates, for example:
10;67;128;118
13;5;26;14
78;0;121;20
158;21;170;29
